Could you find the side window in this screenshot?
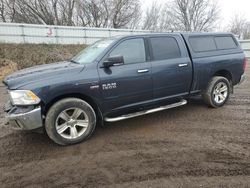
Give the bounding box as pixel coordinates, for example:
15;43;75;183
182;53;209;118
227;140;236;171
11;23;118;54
109;38;146;64
214;36;237;50
150;37;181;61
189;36;217;52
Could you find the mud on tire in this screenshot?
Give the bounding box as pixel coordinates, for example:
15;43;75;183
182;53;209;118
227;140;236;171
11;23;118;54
45;98;96;145
202;76;230;108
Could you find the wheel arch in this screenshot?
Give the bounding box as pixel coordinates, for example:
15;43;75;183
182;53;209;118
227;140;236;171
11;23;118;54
213;69;233;83
43;93;103;123
212;70;233;93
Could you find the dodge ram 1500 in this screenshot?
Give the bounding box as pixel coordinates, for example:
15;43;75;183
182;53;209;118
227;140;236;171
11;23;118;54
3;33;246;145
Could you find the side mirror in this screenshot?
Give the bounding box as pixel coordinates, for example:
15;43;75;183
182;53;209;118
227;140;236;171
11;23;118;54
103;56;124;68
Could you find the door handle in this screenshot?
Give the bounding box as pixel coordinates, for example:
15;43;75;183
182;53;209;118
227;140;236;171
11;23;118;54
178;63;188;67
137;69;149;73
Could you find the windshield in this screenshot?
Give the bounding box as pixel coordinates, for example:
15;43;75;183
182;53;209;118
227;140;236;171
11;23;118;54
71;39;115;64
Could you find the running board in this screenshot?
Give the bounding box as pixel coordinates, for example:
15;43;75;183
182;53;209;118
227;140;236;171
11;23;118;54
104;99;187;122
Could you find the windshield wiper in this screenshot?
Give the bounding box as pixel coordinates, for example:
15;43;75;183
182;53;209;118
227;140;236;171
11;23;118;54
70;59;79;64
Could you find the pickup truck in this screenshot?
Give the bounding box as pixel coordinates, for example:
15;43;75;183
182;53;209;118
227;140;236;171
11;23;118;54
3;33;246;145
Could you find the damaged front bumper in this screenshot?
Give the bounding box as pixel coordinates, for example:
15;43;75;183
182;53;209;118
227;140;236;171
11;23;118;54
4;102;43;130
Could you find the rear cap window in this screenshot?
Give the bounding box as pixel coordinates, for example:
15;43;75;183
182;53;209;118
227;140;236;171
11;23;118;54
189;35;237;53
214;36;237;50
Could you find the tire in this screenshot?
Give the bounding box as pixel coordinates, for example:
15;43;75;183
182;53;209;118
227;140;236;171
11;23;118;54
202;76;230;108
45;98;96;145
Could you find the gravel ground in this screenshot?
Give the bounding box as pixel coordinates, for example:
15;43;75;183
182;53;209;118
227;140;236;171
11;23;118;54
0;67;249;188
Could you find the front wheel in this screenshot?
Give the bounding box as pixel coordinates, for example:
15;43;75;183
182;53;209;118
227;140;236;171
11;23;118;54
45;98;96;145
202;76;230;108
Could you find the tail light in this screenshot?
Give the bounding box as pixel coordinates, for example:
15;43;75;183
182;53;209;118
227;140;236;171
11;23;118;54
243;57;247;71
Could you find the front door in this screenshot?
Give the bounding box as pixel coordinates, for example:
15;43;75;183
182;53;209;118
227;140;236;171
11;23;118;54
98;38;153;115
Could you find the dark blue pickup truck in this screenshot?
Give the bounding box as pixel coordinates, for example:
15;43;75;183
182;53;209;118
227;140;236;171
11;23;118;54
3;33;247;145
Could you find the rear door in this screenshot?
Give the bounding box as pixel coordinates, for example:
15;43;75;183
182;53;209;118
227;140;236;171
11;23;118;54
98;37;153;114
148;35;193;99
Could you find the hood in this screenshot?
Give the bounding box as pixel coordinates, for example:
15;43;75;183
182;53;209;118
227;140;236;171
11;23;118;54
3;61;85;89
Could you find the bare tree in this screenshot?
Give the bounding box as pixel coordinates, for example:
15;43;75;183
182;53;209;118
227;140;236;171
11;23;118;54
75;0;142;28
0;0;141;29
110;0;141;28
0;0;18;22
159;8;175;31
75;0;92;27
227;14;250;39
74;0;109;27
142;1;161;31
59;0;76;26
243;23;250;39
0;0;73;25
0;0;6;22
162;0;220;32
8;0;58;25
125;2;141;29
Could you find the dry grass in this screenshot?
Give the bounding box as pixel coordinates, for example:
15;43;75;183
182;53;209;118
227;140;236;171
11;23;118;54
0;43;86;69
0;59;18;81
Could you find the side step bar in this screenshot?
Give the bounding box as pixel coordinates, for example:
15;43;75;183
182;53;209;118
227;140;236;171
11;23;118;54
104;99;187;122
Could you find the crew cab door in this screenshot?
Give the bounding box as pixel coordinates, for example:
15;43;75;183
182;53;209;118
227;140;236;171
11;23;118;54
98;38;152;114
148;35;192;99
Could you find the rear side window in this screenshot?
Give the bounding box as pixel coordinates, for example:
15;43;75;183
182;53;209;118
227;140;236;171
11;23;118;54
214;36;237;50
189;36;217;52
109;38;146;64
150;37;181;61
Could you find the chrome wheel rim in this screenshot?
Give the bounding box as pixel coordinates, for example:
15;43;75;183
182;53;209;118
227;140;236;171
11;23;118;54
55;108;89;140
213;82;228;104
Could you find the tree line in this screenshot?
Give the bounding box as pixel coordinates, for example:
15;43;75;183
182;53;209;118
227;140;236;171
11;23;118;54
0;0;141;28
0;0;249;39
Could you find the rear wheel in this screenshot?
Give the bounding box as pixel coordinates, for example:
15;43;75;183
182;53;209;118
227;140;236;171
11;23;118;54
45;98;96;145
202;76;230;108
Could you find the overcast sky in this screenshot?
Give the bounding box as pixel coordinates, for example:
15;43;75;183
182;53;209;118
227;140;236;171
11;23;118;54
140;0;250;30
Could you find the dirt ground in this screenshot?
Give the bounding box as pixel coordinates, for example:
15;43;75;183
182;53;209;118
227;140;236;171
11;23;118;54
0;68;250;188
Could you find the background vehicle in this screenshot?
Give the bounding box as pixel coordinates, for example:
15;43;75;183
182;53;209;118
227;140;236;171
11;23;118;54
3;33;246;145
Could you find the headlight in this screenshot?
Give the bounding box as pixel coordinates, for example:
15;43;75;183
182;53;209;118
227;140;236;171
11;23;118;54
9;90;41;105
